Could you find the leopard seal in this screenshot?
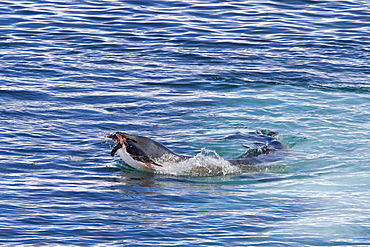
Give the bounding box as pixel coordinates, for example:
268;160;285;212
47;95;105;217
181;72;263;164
106;130;286;173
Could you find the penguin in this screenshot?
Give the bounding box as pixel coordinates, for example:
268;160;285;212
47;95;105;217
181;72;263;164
107;132;162;171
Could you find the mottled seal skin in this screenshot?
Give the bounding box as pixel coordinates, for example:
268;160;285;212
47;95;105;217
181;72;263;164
106;131;286;171
223;131;286;166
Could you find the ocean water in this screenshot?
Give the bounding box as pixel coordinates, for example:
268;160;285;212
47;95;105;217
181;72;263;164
1;0;370;246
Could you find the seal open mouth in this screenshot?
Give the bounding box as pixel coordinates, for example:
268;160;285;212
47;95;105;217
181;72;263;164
106;132;126;157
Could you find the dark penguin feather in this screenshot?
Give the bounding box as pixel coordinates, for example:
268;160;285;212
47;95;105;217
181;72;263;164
110;143;122;157
124;139;162;167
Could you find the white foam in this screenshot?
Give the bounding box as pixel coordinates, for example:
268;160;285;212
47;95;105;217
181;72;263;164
153;148;242;176
67;156;86;162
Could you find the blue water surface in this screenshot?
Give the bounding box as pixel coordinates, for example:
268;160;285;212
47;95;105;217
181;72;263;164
1;0;370;246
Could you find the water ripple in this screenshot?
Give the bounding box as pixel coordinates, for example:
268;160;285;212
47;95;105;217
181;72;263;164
1;0;370;245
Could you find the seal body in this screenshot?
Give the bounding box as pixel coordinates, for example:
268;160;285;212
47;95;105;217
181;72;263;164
106;131;286;172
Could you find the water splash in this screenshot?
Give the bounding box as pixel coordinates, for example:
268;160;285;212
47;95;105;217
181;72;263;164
153;148;242;177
